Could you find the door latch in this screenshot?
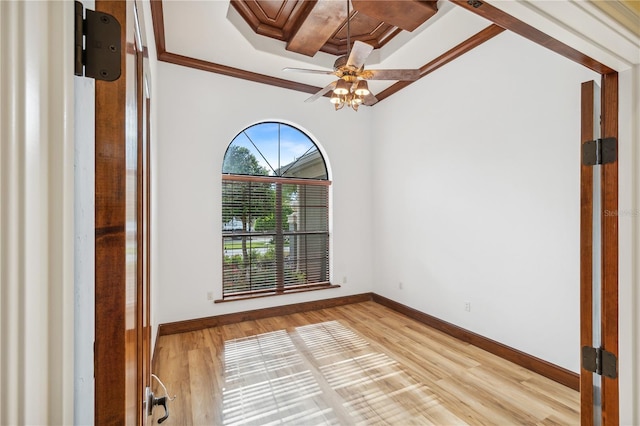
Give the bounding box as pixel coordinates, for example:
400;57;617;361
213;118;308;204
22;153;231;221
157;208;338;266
146;386;170;424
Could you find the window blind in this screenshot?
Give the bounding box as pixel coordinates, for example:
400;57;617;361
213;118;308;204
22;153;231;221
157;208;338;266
222;175;330;298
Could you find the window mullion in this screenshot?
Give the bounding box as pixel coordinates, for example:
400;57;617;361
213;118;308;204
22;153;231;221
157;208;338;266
275;182;284;292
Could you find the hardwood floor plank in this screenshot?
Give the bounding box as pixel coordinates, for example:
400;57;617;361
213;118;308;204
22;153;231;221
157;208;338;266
522;374;583;410
152;301;579;425
188;348;217;424
152;333;195;424
464;366;553;421
434;377;523;425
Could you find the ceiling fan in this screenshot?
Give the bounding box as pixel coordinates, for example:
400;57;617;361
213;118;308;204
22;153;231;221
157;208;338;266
283;1;421;111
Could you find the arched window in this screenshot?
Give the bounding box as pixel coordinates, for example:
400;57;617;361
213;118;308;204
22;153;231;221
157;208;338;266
221;122;331;299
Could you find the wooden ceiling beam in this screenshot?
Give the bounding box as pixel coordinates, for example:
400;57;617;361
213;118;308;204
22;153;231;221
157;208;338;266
286;0;348;57
351;0;437;32
375;24;505;102
449;0;614;75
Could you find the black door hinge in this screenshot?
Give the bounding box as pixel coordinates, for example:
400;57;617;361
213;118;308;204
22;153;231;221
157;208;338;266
582;137;617;166
582;346;618;379
74;1;121;81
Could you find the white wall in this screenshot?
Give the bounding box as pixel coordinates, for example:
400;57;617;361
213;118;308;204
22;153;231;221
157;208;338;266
618;64;640;426
155;62;374;324
371;31;599;372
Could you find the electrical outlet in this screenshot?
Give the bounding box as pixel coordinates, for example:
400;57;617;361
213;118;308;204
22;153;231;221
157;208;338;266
399;282;403;290
342;276;347;284
207;291;214;301
464;302;471;312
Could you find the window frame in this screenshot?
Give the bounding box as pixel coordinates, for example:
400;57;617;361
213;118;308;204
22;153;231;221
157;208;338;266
219;124;334;301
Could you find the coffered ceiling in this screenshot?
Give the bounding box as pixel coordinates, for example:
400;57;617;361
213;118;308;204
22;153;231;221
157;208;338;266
230;0;438;56
149;0;638;106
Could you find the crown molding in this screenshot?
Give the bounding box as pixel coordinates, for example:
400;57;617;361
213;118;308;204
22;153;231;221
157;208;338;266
589;0;640;38
484;0;638;72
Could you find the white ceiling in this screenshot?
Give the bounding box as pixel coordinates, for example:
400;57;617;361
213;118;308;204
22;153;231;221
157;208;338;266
160;0;494;96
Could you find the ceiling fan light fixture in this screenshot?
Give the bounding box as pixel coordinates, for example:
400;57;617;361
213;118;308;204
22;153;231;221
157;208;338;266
354;80;370;96
333;79;350;95
291;0;419;111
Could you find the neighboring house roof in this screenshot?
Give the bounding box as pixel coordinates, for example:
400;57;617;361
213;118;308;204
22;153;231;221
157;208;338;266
276;150;328;180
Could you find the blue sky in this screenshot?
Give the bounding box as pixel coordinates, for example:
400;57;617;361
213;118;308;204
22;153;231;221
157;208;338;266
230;123;317;175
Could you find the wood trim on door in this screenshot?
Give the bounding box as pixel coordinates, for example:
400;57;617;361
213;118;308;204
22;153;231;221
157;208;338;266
144;87;153;426
94;1;128;423
580;80;595;425
93;0;154;423
136;26;146;425
579;74;620;425
600;72;619;426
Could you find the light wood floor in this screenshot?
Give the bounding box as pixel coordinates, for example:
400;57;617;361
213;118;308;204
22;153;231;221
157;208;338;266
152;301;579;425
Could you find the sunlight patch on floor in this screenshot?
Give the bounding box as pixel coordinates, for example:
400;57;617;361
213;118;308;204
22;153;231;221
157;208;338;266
222;321;465;425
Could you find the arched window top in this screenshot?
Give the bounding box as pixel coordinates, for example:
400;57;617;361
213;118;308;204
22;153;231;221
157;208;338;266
223;122;328;180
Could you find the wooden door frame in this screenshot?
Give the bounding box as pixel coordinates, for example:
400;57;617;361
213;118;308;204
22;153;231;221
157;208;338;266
580;75;619;426
135;7;153;421
580;80;596;423
136;29;146;426
600;72;619;426
94;0;128;423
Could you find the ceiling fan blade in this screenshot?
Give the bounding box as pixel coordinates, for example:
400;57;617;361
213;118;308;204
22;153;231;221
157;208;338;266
305;81;337;103
346;41;374;69
363;93;378;106
283;67;335;75
365;69;421;81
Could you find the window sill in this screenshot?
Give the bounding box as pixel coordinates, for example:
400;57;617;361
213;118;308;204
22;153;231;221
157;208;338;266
214;284;341;303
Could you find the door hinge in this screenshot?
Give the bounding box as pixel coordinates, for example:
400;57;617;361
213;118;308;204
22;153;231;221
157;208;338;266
582;137;617;166
74;1;121;81
582;346;618;379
